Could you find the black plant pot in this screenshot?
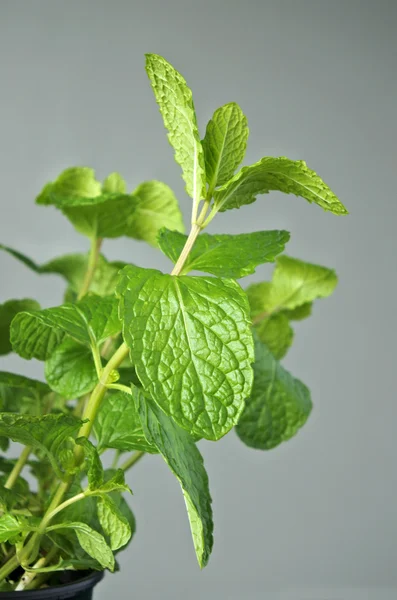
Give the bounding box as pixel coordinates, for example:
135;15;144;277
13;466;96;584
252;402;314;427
0;571;103;600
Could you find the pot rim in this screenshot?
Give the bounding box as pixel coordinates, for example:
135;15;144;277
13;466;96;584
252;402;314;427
0;570;104;598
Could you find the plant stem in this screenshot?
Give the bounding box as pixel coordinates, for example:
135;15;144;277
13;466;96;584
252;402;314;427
106;383;132;394
15;547;58;591
75;343;130;462
121;451;145;471
77;237;103;300
39;493;85;533
4;446;31;490
171;223;201;276
0;555;19;583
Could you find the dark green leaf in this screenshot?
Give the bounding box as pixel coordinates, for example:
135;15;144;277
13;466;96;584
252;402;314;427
213;156;348;215
255;313;294;359
11;294;121;360
76;438;103;490
117;265;254;440
0;372;51;414
0;413;83;478
45;339;97;399
236;335;312;449
136;391;213;568
93;391;157;454
0;299;40;356
158;229;289;277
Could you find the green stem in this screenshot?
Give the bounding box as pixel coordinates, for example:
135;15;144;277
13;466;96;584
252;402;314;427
106;383;132;394
120;451;145;471
75;343;130;462
77;237;103;300
0;554;19;583
4;446;31;490
39;493;85;534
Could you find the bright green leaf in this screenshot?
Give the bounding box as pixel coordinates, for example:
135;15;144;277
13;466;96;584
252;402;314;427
0;514;33;544
213;156;348;215
145;54;206;203
45;339;97;399
0;299;40;356
0;413;83;478
202;102;249;190
47;521;115;571
117;265;254;440
136;391;213;567
102;172;127;194
129;181;184;246
256;255;338;313
93;391;157;454
158;229;289;277
236;335;312;449
11;294;121;360
97;495;132;551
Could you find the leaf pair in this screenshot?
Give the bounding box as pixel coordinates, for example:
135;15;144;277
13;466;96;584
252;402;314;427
247;255;338;359
36;170;184;245
146;54;347;216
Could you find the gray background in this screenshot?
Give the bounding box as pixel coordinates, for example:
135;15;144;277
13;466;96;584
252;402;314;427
0;1;396;598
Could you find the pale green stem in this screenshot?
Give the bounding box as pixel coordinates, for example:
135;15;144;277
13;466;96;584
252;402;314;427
4;446;31;490
16;547;58;591
77;237;103;300
106;383;132;394
120;451;145;471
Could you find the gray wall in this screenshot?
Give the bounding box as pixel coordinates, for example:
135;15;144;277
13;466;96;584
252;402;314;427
0;1;396;598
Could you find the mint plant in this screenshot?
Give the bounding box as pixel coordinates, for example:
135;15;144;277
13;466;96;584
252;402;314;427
0;53;347;592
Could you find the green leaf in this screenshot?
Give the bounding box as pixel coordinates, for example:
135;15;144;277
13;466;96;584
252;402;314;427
213;156;348;215
93;391;157;454
0;245;126;300
0;514;33;544
202;102;249;190
136;392;213;568
76;438;103;490
0;413;83;478
102;172;127;194
0;243;42;272
0;372;51;414
158;229;290;277
0;299;41;356
76;438;131;496
145;54;206;203
117;265;254;440
42;253;126;300
36;167;184;244
129;181;184;246
284;302;313;321
45;339;97;399
250;255;338;313
97;495;132;551
47;522;115;571
236;335;312;449
255;313;294;360
11;294;121;360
